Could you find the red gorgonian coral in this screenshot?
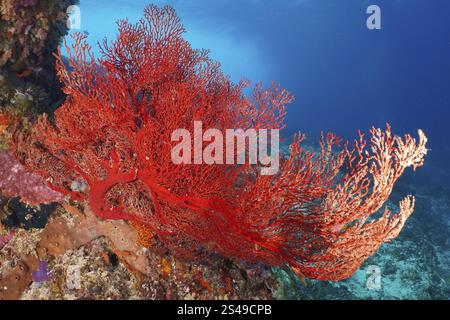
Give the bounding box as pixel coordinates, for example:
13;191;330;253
12;5;428;281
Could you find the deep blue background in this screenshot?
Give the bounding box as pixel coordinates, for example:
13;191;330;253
70;0;450;186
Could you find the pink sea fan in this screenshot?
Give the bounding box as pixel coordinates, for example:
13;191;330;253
0;150;64;205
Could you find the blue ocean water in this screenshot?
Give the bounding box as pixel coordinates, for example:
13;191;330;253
67;0;450;299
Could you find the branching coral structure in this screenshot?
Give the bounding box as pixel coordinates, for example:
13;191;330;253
12;5;428;281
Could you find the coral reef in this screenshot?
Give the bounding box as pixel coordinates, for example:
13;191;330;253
22;238;142;300
0;228;15;250
0;201;154;299
0;1;443;301
1;202;278;300
37;203;150;275
12;4;428;282
20;236;278;300
31;260;50;283
0;0;77;115
0;150;64;205
0;110;14;150
1;197;57;230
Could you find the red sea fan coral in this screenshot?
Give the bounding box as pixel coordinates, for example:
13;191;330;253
12;5;428;281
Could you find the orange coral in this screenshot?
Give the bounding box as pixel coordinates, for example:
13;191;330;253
129;220;154;248
194;271;213;293
160;257;172;280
